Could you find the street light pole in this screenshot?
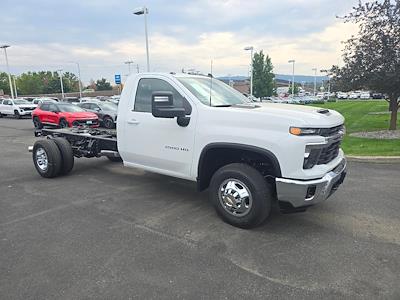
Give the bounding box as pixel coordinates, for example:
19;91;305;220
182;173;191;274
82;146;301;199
69;62;83;98
312;68;317;96
125;60;134;74
244;46;254;97
288;59;295;97
57;69;65;100
133;7;150;72
0;45;15;99
12;75;18;97
320;69;330;100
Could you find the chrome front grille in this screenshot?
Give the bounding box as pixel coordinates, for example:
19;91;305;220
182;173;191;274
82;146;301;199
319;125;344;137
317;141;341;165
303;124;344;169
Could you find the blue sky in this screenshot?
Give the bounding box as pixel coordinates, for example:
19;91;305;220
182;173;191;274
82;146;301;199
0;0;360;84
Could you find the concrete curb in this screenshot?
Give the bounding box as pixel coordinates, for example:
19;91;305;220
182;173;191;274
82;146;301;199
347;155;400;163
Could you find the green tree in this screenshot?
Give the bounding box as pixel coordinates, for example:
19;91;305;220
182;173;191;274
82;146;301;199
17;72;43;95
95;78;112;91
14;71;80;95
0;72;11;95
288;83;300;95
252;51;275;98
333;0;400;130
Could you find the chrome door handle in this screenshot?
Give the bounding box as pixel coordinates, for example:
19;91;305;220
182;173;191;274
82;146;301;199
127;119;140;125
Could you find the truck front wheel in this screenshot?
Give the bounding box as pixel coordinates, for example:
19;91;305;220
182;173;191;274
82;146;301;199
209;163;273;228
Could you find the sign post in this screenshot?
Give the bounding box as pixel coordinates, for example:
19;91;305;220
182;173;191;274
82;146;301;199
115;74;121;95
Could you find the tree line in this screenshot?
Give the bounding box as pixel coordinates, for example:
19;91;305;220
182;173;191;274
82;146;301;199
0;71;113;96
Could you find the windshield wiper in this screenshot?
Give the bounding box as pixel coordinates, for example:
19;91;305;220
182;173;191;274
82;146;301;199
212;104;232;107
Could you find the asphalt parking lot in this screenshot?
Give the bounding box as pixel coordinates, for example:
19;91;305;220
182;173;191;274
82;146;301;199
0;117;399;299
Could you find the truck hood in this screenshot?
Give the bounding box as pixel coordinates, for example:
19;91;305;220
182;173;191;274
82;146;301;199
230;103;344;127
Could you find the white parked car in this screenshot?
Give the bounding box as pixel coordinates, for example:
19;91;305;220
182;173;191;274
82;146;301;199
0;98;37;118
360;92;371;99
337;92;348;99
79;97;98;103
32;98;58;105
348;92;359;99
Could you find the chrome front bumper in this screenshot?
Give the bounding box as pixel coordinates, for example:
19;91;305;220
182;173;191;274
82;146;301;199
275;158;347;208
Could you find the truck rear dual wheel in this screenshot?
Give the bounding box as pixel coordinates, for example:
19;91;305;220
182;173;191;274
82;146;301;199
209;163;273;229
53;138;74;175
32;138;74;178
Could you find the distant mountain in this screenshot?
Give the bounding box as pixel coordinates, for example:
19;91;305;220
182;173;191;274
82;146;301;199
218;74;328;84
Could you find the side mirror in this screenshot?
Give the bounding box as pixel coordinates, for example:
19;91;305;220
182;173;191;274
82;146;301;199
151;91;185;118
51;110;59;114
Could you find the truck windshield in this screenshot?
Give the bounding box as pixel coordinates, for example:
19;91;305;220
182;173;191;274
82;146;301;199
177;77;250;107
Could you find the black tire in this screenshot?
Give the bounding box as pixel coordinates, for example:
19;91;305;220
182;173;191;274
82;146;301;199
32;139;62;178
103;116;114;129
209;163;273;229
14;110;22;119
0;112;3;118
107;156;122;162
33;116;43;129
53;137;74;175
59;118;69;128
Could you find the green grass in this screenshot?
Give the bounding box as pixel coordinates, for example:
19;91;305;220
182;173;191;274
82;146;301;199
308;100;400;156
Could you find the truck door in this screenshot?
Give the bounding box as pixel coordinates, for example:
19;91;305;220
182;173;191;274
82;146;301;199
121;77;197;179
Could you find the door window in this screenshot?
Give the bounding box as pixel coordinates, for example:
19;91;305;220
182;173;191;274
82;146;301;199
134;78;191;114
48;104;58;112
40;103;50;111
90;103;100;111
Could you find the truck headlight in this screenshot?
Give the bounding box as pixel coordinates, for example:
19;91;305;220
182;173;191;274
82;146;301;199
290;127;320;136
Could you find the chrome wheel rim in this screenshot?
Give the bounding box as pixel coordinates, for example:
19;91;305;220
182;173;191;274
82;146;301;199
35;148;48;171
218;179;253;216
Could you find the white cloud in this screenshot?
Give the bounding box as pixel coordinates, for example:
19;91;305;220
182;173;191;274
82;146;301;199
0;1;360;83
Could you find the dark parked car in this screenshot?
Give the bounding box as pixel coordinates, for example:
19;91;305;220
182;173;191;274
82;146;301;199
78;101;117;128
372;93;384;99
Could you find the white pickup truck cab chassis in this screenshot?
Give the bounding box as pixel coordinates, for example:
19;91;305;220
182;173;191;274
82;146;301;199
30;73;347;228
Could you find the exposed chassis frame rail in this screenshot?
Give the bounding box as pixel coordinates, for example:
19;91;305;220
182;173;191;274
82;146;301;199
34;127;119;159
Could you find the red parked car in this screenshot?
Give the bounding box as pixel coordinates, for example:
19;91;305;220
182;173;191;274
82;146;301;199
32;102;99;129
